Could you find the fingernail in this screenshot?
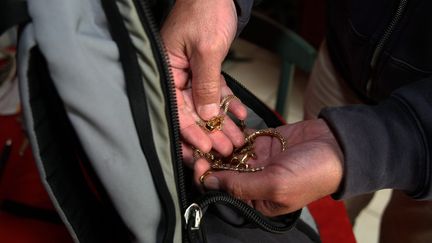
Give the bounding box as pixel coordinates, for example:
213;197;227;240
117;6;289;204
204;176;220;190
197;104;219;121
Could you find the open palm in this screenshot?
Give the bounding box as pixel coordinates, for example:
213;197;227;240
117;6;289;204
201;119;344;217
161;0;247;157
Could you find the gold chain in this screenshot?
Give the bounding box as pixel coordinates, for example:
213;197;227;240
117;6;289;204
196;95;239;132
196;126;287;183
193;95;287;184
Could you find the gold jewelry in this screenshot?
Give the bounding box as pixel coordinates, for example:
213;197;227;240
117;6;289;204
196;95;240;133
193;126;286;173
245;128;287;151
192;147;215;162
220;94;239;114
196;115;225;132
199;170;213;184
193;94;287;175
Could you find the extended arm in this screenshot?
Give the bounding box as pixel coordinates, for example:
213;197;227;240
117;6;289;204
321;78;432;200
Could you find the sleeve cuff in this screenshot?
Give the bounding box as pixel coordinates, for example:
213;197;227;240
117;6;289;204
319;97;427;200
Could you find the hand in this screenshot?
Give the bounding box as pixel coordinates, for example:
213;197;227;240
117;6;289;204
161;0;247;155
199;119;344;216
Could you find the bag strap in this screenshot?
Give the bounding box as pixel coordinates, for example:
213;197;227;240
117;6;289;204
0;0;30;36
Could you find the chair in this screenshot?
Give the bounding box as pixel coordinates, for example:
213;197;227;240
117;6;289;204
239;11;317;118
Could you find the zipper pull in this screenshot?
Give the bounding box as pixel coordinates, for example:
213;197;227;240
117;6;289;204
184;203;202;230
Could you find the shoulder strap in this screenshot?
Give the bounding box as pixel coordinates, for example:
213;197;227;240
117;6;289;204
0;0;30;35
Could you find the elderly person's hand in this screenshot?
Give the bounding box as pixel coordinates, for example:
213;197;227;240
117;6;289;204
198;119;344;216
161;0;247;156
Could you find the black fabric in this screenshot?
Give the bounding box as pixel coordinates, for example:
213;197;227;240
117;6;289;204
321;0;432;200
147;0;174;26
296;220;321;243
0;0;30;35
233;0;254;36
326;0;432;103
320;78;432;200
27;47;133;242
198;191;301;234
204;213;319;243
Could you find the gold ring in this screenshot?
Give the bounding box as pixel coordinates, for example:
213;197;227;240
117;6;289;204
199;170;213;184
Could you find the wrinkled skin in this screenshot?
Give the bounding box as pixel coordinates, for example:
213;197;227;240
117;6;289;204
199;119;344;217
161;0;247;156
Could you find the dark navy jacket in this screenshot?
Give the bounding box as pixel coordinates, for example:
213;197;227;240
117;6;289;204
239;0;432;200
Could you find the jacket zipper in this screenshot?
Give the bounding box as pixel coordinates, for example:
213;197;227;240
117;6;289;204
132;0;189;241
184;191;301;235
128;2;276;242
366;0;408;94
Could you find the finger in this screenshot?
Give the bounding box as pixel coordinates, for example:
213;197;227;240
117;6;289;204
181;142;194;168
177;89;213;152
248;135;273;164
193;158;212;186
208;131;233;156
181;123;212;153
203;169;275;200
186;83;245;149
221;117;245;147
172;67;190;89
202;167;300;217
180;88;235;155
205;167;300;217
252;200;297;217
220;77;248;120
225;97;248;121
190;48;225;120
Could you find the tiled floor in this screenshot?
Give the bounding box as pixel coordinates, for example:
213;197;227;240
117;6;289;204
223;39;392;243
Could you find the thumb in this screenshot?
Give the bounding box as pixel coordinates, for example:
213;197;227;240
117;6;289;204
203;170;272;200
190;48;224;121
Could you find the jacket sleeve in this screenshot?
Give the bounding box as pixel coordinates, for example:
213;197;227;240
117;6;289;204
319;78;432;200
233;0;254;35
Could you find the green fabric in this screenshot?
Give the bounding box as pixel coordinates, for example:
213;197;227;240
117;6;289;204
116;0;182;242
